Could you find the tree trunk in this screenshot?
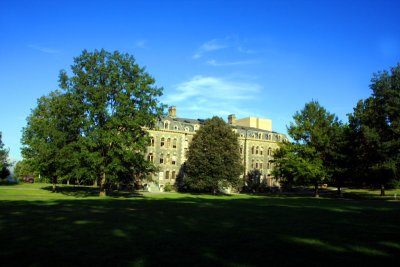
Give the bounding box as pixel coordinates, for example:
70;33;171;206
314;183;319;198
99;172;106;197
52;176;57;193
380;183;385;196
337;185;342;197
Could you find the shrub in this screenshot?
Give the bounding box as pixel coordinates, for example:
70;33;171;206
164;182;174;192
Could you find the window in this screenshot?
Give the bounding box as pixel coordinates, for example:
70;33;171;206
255;162;259;169
147;153;154;162
268;147;272;156
251;159;255;169
160;137;165;147
260;148;263;155
256;146;259;155
160;154;164;164
166;154;170;164
173;138;177;148
150;137;155;147
172;171;176;180
165;171;170;180
251;146;255;154
172;156;177;165
258;133;262;139
164;121;169;129
260;163;263;169
167;138;171;148
184;127;189;132
174;125;179;131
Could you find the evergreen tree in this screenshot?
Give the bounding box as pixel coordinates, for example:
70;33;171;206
348;64;400;195
184;117;243;193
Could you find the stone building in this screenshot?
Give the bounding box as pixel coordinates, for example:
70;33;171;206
145;106;287;192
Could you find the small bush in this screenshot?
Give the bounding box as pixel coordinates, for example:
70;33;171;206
164;182;174;192
388;179;400;189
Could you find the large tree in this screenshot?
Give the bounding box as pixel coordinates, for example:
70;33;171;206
22;49;164;195
183;117;243;193
348;64;400;195
283;100;343;197
0;132;11;179
21;91;84;190
61;49;164;195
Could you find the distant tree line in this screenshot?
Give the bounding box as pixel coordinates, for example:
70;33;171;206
273;64;400;196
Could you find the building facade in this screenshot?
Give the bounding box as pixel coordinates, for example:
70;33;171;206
145;106;287;192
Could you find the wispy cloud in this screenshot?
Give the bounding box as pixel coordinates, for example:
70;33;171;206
164;75;262;118
206;59;259;67
192;39;227;59
135;40;147;49
237;46;256;54
28;44;60;54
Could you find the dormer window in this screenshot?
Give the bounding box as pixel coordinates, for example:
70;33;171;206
164;121;170;129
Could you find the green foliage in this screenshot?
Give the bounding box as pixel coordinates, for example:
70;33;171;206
245;169;262;192
21;91;83;182
348;64;400;194
272;142;327;189
164;182;174;192
0;132;10;179
21;49;165;195
282;101;342;195
183;116;243;193
13;160;34;179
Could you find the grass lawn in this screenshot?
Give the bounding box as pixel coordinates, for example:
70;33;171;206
1;183;399;267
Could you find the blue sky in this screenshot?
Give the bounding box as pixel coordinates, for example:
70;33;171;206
1;0;399;161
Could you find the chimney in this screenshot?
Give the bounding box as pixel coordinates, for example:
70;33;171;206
168;106;177;118
228;114;236;125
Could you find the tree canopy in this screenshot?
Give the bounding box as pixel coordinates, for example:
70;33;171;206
0;132;11;179
21;49;164;195
274;101;343;196
348;64;400;195
183;116;243;193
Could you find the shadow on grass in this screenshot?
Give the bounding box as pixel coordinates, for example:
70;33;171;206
342;188;400;201
1;195;399;267
0;181;20;186
41;185;145;198
242;188;340;199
